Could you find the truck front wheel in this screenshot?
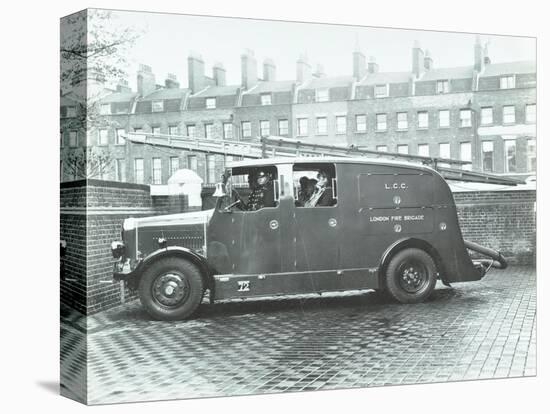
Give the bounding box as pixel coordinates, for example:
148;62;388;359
139;257;204;320
385;248;437;304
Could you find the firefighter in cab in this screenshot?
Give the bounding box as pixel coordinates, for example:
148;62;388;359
246;169;275;211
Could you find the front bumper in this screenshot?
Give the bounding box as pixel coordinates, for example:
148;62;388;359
112;239;141;282
113;258;143;282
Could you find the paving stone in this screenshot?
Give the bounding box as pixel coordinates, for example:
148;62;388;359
60;265;537;405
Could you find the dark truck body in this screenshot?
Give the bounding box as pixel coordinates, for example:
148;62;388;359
112;157;502;320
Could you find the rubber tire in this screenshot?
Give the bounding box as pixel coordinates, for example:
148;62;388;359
385;248;437;304
139;257;204;321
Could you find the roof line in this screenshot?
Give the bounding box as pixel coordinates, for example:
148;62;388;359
478;65;487;77
293;79;310;103
241;83;259;95
237;87;244;107
181;92;189;111
130;96;138;114
190;85;210;97
350;80;357;100
474;70;480;91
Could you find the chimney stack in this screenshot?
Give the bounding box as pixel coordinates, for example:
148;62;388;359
313;63;325;78
213;63;226;86
483;42;491;65
353;48;367;80
296;53;312;83
164;73;180;89
263;58;276;81
188;52;206;94
137;64;156;96
424;50;433;71
474;35;484;72
116;78;132;93
368;56;379;74
241;49;258;90
412;41;425;79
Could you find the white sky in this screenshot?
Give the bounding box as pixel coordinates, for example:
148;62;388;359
105;9;536;90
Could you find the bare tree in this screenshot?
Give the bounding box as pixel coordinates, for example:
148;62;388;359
61;10;142;182
60;9;142;130
64;147;114;180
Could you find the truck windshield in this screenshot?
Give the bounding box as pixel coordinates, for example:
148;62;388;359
217;168;250;211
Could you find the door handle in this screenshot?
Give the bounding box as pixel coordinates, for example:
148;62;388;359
328;218;337;227
269;220;279;230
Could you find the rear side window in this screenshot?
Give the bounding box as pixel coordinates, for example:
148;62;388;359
293;163;337;207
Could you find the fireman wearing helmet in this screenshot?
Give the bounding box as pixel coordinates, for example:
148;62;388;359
246;169;276;211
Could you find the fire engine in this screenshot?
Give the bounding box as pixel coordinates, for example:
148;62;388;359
111;133;514;320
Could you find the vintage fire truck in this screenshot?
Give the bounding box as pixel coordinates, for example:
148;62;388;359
112;145;509;321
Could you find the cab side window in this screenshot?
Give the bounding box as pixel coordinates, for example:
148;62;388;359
230;166;279;211
293;163;337;207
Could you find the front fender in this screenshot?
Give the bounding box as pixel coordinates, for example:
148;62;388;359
115;246;213;290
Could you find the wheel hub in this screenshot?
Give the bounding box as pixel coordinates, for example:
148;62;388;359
399;263;428;293
164;282;177;296
153;272;188;307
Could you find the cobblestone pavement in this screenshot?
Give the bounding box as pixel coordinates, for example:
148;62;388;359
60;266;536;405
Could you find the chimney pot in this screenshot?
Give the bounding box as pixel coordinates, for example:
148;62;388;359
116;78;131;93
213;62;226;86
423;50;433;71
483;42;491;65
165;73;180;89
353;49;367;80
296;54;312;83
241;50;258;90
137;64;156;96
412;41;425;79
368;56;379;74
474;37;485;72
188;53;205;93
314;63;325;78
263;58;276;81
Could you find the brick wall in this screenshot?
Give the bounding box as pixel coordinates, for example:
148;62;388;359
454;189;536;265
60;180;172;314
61;179;536;315
473;87;536;175
292;101;349;145
348;92;475;158
233;103;293;139
60;212;87;313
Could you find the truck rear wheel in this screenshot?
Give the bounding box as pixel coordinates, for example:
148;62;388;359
385;248;437;304
139;257;204;320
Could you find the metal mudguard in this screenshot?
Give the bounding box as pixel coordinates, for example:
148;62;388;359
113;246;212;288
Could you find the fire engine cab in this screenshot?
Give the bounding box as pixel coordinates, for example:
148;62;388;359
112;157;507;321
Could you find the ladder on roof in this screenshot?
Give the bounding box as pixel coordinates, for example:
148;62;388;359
122;132;523;186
